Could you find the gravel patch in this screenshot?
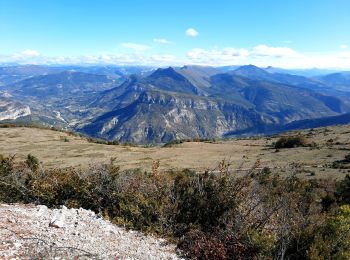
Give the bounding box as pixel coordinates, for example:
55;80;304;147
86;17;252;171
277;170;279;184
0;203;181;259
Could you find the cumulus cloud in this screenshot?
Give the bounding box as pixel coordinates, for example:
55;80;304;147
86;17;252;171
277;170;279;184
0;51;183;66
10;49;41;61
0;49;42;64
1;44;350;69
120;42;150;51
153;38;172;44
150;54;176;62
252;45;297;58
90;53;180;65
338;51;350;59
185;45;303;66
283;52;350;68
20;49;40;57
340;44;348;49
187;48;249;65
185;28;199;37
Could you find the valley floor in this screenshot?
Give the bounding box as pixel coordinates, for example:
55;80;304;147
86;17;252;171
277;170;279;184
0;125;350;179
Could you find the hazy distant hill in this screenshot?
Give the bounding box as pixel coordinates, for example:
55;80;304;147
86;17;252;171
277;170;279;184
317;72;350;92
230;65;345;95
0;65;154;87
6;71;117;98
0;65;65;86
264;66;343;77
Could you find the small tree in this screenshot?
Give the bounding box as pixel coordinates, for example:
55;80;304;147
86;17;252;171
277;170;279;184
274;136;308;149
26;154;39;172
344;154;350;163
336;174;350;204
0;154;14;175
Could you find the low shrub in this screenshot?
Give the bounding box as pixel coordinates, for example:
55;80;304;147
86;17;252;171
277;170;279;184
163;138;216;147
345;154;350;163
26;154;39;172
163;139;184;147
336;174;350;204
0;155;349;259
307;205;350;259
274;135;308;149
332;155;350;169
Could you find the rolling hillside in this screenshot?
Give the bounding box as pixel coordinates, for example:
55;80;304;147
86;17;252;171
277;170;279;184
1;123;350;179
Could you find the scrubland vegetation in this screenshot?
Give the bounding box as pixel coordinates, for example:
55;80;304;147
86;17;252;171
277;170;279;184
274;135;310;149
1;154;350;259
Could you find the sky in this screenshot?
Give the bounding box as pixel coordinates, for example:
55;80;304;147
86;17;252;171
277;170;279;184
0;0;350;68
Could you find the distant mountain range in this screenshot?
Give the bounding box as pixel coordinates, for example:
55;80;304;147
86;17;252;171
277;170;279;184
0;64;349;143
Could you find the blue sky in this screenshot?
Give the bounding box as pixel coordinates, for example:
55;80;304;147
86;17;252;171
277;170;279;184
1;0;350;68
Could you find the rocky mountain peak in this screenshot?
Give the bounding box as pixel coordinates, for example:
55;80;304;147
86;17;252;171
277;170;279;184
149;67;187;81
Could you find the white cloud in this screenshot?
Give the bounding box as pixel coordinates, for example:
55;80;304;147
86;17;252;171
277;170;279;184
185;45;350;69
120;42;150;51
185;28;199;37
187;48;249;65
1;44;350;69
246;51;350;69
150;54;176;62
340;44;348;49
338;51;350;59
153;38;172;44
20;49;40;57
147;54;183;66
0;52;183;66
11;49;41;60
186;45;297;66
252;45;297;58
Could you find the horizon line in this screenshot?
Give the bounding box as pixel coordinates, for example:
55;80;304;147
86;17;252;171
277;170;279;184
0;62;349;71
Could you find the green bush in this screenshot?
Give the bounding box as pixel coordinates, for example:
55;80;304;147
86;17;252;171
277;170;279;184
336;174;350;204
26;154;39;172
345;154;350;163
1;155;350;259
274;136;308;149
173;171;236;231
332;155;350;169
307;205;350;259
0;154;14;175
163;139;184;147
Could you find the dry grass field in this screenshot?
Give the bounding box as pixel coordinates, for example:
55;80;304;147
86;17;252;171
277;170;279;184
1;125;350;179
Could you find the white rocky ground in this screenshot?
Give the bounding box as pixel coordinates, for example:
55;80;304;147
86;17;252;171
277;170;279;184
0;204;181;259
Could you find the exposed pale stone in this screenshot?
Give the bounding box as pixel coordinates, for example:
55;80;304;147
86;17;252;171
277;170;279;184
0;203;181;259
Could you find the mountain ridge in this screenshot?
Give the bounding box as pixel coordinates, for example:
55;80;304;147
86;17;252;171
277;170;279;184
1;64;350;143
